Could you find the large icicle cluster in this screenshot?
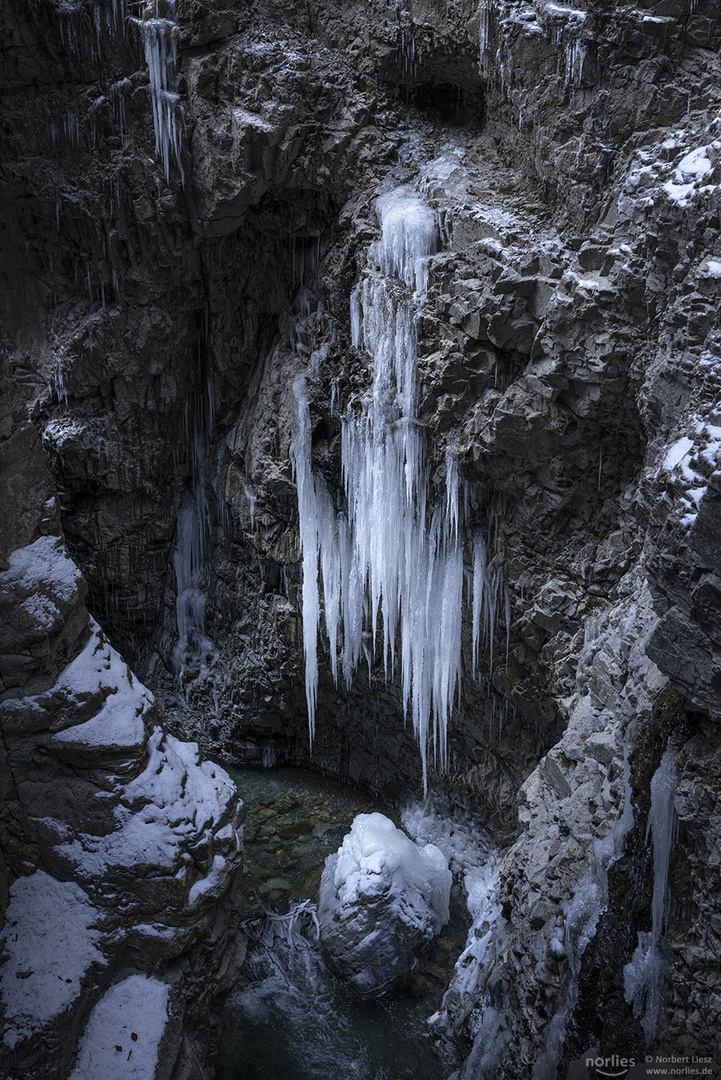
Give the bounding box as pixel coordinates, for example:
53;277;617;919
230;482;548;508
136;1;184;183
292;188;506;788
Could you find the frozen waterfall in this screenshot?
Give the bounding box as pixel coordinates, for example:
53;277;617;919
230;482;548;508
292;187;507;788
173;317;217;688
173;493;215;684
623;747;678;1046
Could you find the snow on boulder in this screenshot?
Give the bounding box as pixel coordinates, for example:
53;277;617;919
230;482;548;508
316;812;451;1000
52;618;153;754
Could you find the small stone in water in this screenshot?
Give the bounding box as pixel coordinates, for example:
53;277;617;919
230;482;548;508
259;877;291;894
277;821;314;838
410;975;433;997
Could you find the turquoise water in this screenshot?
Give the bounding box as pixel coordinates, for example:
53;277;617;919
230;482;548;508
214;765;466;1080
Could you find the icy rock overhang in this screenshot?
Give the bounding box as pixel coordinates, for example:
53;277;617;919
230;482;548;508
316;812;451;1000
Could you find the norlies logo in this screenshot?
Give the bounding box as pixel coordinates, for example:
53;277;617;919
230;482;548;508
586;1055;635;1078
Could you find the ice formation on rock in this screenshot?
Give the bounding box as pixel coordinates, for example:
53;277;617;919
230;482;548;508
319;812;452;929
403;796;502;1041
173;494;216;684
173;323;218;687
136;1;184;183
292;188;507;787
623;748;678;1046
532;876;604;1080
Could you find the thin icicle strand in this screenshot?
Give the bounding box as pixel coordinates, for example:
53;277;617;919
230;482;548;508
471;535;485;677
471;531;507;675
290;375;321;741
478;0;490;64
137;4;184;183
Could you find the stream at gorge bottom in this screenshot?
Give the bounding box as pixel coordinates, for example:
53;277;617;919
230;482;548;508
213;764;483;1080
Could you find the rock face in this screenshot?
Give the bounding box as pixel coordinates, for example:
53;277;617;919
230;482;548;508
316;812;452;1000
3;0;721;1075
0;356;245;1079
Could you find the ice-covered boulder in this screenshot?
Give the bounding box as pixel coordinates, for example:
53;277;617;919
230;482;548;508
316;812;452;1000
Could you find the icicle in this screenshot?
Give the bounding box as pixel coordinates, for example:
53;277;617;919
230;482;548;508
370;189;437;297
623;748;678;1047
445;453;459;545
471;530;505;678
110;78;131;136
598;441;603;492
293;188;473;787
472;535;485;677
478;0;490;66
135;2;184;184
564;37;586;88
292;186;515;787
290;375;339;744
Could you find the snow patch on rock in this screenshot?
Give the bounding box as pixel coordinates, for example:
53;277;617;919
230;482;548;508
56;727;238;878
0;535;83;632
1;871;104;1049
68;974;170;1080
53;619;152;750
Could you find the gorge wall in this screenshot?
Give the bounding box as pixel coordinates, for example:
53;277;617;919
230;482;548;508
0;355;245;1079
2;0;721;1077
